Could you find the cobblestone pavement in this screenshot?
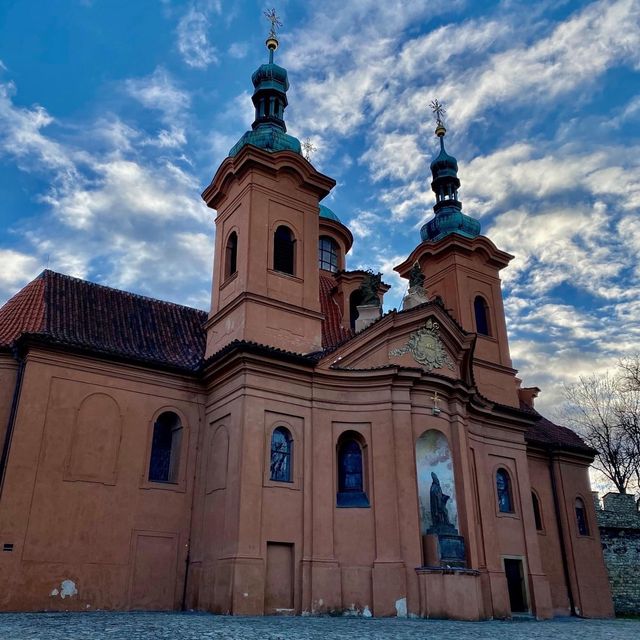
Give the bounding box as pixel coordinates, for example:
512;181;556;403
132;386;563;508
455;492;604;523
0;612;639;640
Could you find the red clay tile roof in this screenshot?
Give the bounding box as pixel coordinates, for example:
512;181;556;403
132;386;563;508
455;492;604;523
319;273;352;349
523;406;595;456
0;270;208;372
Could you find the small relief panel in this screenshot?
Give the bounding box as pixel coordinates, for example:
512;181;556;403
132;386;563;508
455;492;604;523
65;393;122;484
205;425;229;494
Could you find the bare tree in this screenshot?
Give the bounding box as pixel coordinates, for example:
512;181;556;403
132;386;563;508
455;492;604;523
560;361;640;494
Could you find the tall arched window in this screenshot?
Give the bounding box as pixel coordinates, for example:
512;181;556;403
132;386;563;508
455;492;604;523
148;411;183;483
225;231;238;278
337;435;369;507
318;236;339;272
270;427;293;482
496;468;514;513
474;296;491;336
575;497;590;535
273;225;295;275
532;491;543;530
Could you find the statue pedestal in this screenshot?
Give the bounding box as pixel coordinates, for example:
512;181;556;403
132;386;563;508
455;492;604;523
355;304;381;333
402;285;429;310
424;526;466;568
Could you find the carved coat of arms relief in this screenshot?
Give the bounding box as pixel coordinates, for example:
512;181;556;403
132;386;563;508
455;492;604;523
389;319;454;372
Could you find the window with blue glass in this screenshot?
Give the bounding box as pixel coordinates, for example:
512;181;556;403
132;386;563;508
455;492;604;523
318;236;338;272
270;427;292;482
575;497;590;535
148;411;182;483
496;468;514;513
337;436;369;507
474;296;491;336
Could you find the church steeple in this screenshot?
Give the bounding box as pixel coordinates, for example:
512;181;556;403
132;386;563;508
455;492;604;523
229;10;301;157
420;101;480;243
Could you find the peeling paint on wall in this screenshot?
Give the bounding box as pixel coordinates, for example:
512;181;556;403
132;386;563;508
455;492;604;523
50;580;78;599
395;596;407;617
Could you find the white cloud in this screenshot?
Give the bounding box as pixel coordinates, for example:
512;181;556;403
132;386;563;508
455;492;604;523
0;250;42;298
125;68;190;121
176;6;218;69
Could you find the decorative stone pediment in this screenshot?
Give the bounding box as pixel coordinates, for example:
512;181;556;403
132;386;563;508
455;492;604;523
389;319;454;372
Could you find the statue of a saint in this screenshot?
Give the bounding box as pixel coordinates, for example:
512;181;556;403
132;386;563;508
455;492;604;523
358;270;382;306
429;471;451;529
408;262;425;289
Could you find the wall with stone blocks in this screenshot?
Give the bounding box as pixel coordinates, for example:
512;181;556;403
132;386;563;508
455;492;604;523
595;492;640;615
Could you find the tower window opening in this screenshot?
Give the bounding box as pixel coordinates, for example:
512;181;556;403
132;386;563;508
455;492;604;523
349;289;364;331
474;295;491;336
319;236;339;272
148;411;183;483
273;225;296;275
225;231;238;279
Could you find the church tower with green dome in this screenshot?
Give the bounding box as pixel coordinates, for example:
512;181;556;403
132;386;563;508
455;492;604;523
395;103;519;407
201;15;336;358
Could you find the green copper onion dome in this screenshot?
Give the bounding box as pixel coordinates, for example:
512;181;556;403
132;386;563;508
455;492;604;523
420;123;480;242
319;204;341;223
229;33;301;157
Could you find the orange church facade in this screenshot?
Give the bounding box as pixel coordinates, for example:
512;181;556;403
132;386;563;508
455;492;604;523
0;36;613;620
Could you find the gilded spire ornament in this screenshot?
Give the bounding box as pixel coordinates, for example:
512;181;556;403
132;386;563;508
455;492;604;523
264;8;282;58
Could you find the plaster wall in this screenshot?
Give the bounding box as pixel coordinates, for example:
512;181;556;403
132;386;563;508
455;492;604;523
527;453;572;615
0;348;203;612
0;353;18;457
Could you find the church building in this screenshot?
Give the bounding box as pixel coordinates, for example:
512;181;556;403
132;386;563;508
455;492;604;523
0;28;614;619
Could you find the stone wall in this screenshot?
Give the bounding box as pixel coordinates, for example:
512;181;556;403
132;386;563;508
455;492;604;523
595;492;640;615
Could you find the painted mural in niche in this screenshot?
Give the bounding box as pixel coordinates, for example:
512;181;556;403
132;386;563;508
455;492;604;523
389;319;454;371
415;430;458;535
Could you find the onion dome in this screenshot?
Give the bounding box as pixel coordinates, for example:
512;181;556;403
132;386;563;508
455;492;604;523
229;31;301;157
420;123;480;242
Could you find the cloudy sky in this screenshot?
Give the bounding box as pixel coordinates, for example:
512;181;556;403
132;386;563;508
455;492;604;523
1;0;639;415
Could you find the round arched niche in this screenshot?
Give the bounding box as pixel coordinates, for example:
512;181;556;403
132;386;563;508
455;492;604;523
415;429;458;535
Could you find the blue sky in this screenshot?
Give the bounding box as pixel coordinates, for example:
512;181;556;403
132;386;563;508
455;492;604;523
0;0;639;415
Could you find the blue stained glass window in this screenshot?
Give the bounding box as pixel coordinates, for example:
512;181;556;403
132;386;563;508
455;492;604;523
496;468;514;513
270;427;292;482
148;412;182;483
337;437;369;507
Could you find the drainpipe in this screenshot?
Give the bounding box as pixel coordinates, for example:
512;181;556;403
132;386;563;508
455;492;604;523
548;453;577;616
0;349;26;501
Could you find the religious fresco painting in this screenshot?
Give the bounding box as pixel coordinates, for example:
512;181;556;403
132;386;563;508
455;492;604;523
415;430;458;535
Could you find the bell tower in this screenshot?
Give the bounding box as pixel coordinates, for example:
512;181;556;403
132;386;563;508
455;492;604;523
395;103;519;407
201;19;335;357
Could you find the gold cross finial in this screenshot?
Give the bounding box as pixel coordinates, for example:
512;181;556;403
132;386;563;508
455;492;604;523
302;137;317;161
264;8;283;39
431;390;442;415
430;99;446;126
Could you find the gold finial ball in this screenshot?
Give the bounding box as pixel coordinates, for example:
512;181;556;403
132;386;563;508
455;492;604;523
435;124;447;138
266;36;279;51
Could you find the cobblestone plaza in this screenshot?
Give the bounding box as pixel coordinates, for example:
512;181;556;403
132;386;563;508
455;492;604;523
1;613;638;640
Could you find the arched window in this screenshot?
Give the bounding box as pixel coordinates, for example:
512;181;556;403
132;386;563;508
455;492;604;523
148;411;182;483
575;497;590;535
270;427;292;482
349;289;364;331
273;225;295;275
318;236;339;272
532;491;543;530
474;296;491;336
337;435;369;507
225;231;238;278
496;468;514;513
